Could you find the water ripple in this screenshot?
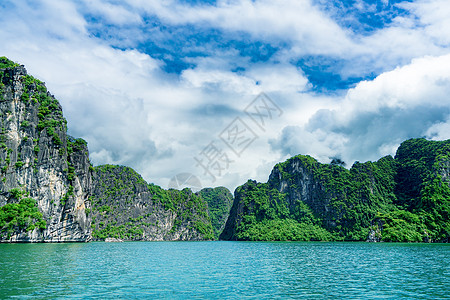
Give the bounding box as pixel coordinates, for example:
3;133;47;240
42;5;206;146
0;242;448;299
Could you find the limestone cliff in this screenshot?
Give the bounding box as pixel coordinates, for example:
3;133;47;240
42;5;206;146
0;57;216;242
0;58;92;242
90;165;214;241
221;139;450;242
197;186;233;239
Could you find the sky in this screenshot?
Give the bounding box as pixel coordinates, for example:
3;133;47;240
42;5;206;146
1;0;450;191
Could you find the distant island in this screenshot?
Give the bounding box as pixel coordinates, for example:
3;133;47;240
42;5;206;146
0;57;448;243
222;138;449;242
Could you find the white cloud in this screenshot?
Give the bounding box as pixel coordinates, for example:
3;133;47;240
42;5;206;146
426;116;450;141
2;0;450;192
125;0;353;55
80;0;142;25
182;68;257;94
246;64;309;93
270;126;348;163
117;0;450;83
341;54;450;117
182;61;309;97
7;0;87;40
346;0;450;77
272;53;450;165
400;0;450;46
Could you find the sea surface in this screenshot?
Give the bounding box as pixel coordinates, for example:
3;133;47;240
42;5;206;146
0;241;449;299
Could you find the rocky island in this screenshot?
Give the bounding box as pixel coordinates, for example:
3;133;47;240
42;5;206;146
0;57;448;243
221;138;450;242
0;57;231;242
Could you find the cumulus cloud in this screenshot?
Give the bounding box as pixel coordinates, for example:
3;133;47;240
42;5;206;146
0;0;291;190
117;0;450;86
2;0;450;192
401;0;450;46
269;126;348;163
426;116;450;141
271;54;450;165
337;54;450;121
182;61;309;97
80;0;142;25
122;0;353;56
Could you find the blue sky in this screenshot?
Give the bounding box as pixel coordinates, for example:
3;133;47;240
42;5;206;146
1;0;450;191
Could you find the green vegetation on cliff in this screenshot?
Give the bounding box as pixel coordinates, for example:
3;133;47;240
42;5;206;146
90;165;214;241
198;187;233;239
0;57;19;69
0;189;46;239
22;73;67;147
222;138;450;242
0;57;94;242
221;179;334;241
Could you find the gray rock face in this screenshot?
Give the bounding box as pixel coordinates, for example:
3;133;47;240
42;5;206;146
0;63;92;242
366;220;382;242
267;157;329;221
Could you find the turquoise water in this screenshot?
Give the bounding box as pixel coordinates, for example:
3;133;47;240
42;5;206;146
0;242;449;299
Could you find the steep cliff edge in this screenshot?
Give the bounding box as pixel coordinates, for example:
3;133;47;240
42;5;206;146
0;57;92;242
221;139;450;242
197;187;233;239
0;57;216;242
90;165;214;241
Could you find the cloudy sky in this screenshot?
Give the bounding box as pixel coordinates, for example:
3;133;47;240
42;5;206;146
1;0;450;191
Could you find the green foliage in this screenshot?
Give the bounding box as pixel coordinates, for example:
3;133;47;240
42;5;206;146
149;183;173;211
236;218;333;241
60;195;67;207
392;139;450;242
66;163;75;181
0;57;18;69
92;224;144;240
193;221;215;240
67;137;87;153
376;210;425;242
90;165;214;241
67;185;74;196
198;187;233;239
46;127;62;146
227;139;450;243
60;186;73;207
99;205;112;213
9;188;25;200
23;74;42;88
20;74;67;146
20;92;29;103
0;189;46;238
